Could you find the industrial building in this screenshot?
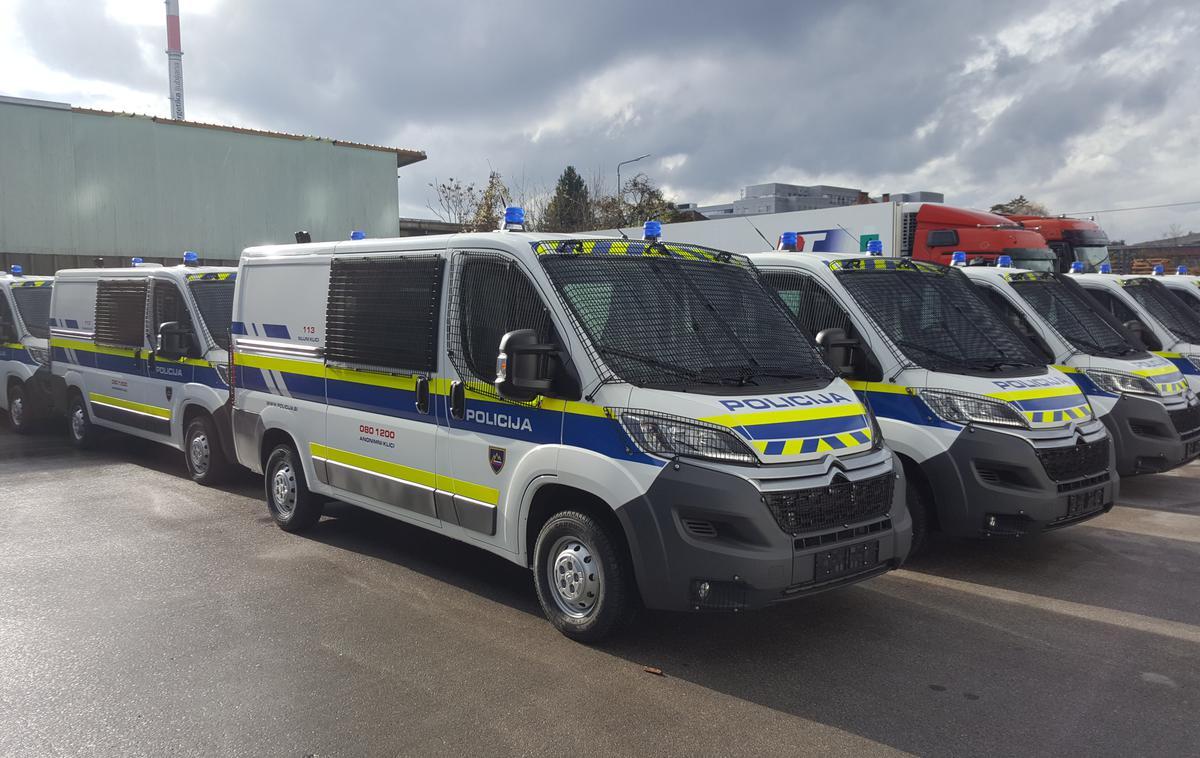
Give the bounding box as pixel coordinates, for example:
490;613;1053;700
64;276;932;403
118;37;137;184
0;95;425;273
676;182;945;219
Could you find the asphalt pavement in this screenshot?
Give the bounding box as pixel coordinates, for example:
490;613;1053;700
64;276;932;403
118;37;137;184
1;424;1197;757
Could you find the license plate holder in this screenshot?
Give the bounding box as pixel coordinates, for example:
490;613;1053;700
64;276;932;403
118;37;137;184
1065;487;1106;519
814;540;880;582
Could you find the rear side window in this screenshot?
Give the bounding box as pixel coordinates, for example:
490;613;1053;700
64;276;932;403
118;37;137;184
761;271;855;340
449;254;557;388
325;255;445;373
11;286;52;339
94;280;148;348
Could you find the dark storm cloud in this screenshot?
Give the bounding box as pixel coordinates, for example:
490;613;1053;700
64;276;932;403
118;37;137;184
11;0;1200;234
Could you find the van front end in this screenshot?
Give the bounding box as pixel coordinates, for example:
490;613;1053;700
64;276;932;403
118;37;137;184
610;383;911;613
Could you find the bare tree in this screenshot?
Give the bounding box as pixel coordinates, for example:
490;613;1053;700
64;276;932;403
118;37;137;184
427;177;480;227
989;195;1050;216
1164;223;1186;241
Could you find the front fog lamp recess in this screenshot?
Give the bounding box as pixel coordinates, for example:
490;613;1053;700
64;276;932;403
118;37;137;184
920;389;1028;428
619;411;757;465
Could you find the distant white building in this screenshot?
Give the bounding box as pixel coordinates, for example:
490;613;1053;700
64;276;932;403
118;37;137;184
676;182;944;219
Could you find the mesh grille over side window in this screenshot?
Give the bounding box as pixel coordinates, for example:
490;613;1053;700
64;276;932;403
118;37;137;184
10;287;52;339
761;271;854;340
94;279;148;348
0;293;15;335
325;255;445;373
447;254;557;395
153;281;192;334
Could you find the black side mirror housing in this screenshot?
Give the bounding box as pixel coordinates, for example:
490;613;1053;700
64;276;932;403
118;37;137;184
0;320;15;343
496;329;559;403
1123;320;1150;349
157;321;198;360
816;327;882;381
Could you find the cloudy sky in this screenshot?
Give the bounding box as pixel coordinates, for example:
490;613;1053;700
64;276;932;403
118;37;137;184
2;0;1198;243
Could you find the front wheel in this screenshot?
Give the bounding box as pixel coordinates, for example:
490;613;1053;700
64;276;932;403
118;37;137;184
264;443;323;532
185;415;233;485
67;392;99;448
7;383;32;434
533;510;635;643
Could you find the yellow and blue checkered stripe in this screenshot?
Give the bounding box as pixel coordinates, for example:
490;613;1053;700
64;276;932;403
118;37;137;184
529;239;748;266
700;403;874;457
1132;363;1188;395
987;385;1092;426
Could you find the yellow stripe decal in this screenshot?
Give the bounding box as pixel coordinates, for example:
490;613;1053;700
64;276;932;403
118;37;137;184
986;385;1083;401
700;402;867;427
88;392;171;419
1051;364;1080;374
2;342;24;351
1153;351;1184;359
310;443;498;506
1132;365;1181;378
846;380;911;394
51;337;139;359
234;352;325;378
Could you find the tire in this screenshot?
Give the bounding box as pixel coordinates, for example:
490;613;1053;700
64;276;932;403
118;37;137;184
184;415;233;486
906;478;932;557
264;443;322;532
533;510;635;643
67;392;99;449
7;383;32;434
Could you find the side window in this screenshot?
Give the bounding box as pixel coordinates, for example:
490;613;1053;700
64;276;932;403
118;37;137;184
1086;288;1137;323
325;255;445;373
94;279;148;348
0;293;15;339
449;254;558;387
153;281;192;333
761;271;854;340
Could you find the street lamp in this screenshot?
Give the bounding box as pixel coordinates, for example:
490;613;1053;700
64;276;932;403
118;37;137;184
616;153;651;227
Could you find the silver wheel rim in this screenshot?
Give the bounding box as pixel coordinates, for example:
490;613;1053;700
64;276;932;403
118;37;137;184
71;406;86;440
271;463;297;517
10;396;23;427
546;536;603;619
189;432;210;475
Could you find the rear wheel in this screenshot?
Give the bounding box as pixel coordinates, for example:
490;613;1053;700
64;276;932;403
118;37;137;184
67;392;99;449
264;443;322;532
184;415;233;485
533;510;635;642
7;383;32;434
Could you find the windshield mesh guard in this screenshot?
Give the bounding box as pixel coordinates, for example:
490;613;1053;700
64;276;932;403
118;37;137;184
534;239;832;388
1007;273;1137;357
1120;279;1200;344
10;284;52;339
832;260;1041;372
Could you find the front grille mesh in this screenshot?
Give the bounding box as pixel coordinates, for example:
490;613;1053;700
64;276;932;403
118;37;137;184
1169;405;1200;439
1037;438;1109;482
764;472;894;535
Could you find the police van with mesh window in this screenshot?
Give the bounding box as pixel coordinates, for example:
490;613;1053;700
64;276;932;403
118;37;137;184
48;254;238;483
1069;266;1200;394
228;213;911;641
0;266;54;433
751;250;1116;552
1149;266;1200;316
959;261;1200;475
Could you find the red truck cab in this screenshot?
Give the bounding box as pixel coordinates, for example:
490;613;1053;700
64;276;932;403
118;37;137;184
903;204;1056;270
1006;215;1111;273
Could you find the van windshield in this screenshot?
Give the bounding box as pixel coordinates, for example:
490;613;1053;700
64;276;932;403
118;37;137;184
536;240;833;390
187;279;235;349
833;260;1041;373
1121;278;1200;344
1008;274;1140;358
11;285;52;339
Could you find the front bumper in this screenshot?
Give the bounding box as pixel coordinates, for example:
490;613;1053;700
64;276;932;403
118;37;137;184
922;422;1116;538
615;452;911;612
1099;394;1200;476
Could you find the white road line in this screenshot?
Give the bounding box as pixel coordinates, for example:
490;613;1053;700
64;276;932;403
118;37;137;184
1078;505;1200;544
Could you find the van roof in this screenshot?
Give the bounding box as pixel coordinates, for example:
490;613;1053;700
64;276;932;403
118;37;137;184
54;265;236;280
241;231;629;260
0;273;54;284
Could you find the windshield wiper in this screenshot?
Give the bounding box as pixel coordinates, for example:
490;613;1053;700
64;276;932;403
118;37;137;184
598;346;702;382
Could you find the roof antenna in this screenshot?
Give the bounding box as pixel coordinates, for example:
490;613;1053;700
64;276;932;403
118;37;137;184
742;217;774;251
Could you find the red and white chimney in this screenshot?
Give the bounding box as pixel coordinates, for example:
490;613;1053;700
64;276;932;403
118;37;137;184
165;0;185;120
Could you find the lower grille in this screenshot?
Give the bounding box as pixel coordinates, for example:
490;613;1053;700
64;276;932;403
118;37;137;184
1169;405;1200;439
1037;438;1109;482
764;472;894;535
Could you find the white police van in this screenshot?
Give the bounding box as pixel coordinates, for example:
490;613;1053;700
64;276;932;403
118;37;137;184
0;266;54;433
752;249;1115;552
48;254;238;483
1069;265;1200;393
229;213;911;641
1150;266;1200;314
960;260;1200;475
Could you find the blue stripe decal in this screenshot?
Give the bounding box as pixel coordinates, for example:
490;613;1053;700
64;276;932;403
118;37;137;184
1168;356;1199;375
1066;372;1116;399
736;414;868;441
858;389;961;430
1010;395;1088;411
231;321;247;336
66;319;79;329
262;323;290;339
763;440;785;456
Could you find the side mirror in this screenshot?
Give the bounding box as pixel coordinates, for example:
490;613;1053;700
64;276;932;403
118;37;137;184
816;327;859;377
496;329;558;402
1123;320;1149;348
157;321;198;360
0;320;15;343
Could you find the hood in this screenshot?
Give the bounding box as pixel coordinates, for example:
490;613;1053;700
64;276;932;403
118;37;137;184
624;378;875;465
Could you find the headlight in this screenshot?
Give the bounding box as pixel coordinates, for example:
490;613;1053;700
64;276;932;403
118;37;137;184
619;411;757;465
25;346;49;366
919;389;1028;428
1084;369;1159;397
213;362;231;386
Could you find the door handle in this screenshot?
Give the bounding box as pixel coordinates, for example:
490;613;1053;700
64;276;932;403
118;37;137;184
450;380;465;420
415;376;430;415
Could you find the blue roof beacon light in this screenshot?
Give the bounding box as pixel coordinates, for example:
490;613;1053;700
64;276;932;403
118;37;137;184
10;264;22;276
1070;261;1084;273
131;257;144;267
349;230;366;240
778;231;799;252
183;251;200;267
1099;262;1112;274
502;206;526;231
950;251;967;267
997;254;1013;268
1153;264;1165;276
643;220;662;241
866;239;884;256
1179;265;1189;275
